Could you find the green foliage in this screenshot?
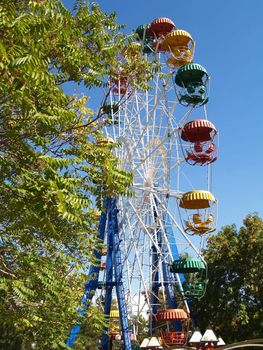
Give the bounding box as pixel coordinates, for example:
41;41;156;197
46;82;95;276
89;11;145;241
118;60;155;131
0;0;153;348
134;315;149;344
194;214;263;342
73;305;106;350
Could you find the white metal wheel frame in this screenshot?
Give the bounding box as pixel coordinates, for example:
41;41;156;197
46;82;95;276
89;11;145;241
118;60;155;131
101;60;211;339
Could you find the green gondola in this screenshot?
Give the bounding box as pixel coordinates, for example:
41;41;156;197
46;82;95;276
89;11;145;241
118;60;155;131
135;24;149;41
101;102;119;115
135;24;154;54
171;257;208;299
97;281;117;289
175;63;209;107
101;103;119;125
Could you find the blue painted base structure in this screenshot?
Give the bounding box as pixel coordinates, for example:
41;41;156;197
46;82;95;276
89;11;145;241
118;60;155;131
66;198;131;349
102;198;114;349
66;208;107;348
110;198;131;350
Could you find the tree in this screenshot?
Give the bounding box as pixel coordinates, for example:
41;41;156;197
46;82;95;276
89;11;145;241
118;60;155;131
194;214;263;343
0;0;152;348
134;315;149;344
73;305;105;350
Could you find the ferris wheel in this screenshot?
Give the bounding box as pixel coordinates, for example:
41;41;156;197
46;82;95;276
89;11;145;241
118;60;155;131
67;17;218;350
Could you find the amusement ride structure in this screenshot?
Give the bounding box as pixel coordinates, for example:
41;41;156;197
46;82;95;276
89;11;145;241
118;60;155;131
67;17;219;350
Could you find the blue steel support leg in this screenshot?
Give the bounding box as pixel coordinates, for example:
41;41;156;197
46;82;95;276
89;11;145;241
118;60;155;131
164;215;184;285
161;238;182;331
163;214;185;331
150;242;159;336
66;208;107;348
111;197;132;350
102;198;115;350
160;215;178;308
151;201;160;336
161;237;178;310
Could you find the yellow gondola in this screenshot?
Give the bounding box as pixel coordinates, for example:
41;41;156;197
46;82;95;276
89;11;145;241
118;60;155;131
162;29;195;67
109;310;120;340
122;42;142;59
179;190;217;235
96;137;115;146
110;310;119;318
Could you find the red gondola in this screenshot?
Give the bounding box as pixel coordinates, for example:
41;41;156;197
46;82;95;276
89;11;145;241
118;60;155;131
111;76;128;95
148;17;175;38
154;309;189;348
148;18;175;52
110;69;129;95
180;119;217;166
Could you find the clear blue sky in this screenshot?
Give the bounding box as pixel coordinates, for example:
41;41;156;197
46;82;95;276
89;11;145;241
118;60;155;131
62;0;263;230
